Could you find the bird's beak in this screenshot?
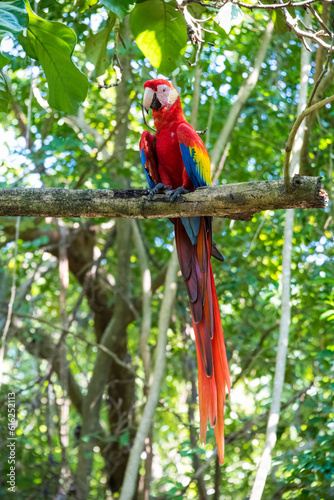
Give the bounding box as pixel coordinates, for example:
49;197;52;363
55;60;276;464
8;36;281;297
143;87;161;112
143;87;154;113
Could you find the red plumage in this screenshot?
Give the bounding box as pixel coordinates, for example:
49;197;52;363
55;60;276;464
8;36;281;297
140;79;230;463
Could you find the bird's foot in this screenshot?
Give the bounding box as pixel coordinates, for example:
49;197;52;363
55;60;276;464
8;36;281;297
148;183;171;199
169;186;190;202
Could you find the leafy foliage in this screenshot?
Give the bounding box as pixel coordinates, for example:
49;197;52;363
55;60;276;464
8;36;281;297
85;14;116;78
130;0;188;74
0;0;333;499
214;3;244;34
0;71;9;111
0;0;28;39
100;0;137;21
21;3;89;113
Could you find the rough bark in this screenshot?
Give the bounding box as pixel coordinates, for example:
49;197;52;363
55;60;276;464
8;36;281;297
0;175;327;221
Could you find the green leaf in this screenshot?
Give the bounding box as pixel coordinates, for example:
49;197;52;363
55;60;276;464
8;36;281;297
100;0;137;21
320;309;334;321
0;52;10;69
130;0;187;75
0;71;9;111
260;0;294;33
214;3;244;34
18;28;37;59
22;3;89;114
119;430;130;447
85;15;115;78
271;10;287;33
0;0;28;41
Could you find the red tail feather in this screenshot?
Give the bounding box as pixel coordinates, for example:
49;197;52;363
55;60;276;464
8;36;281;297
175;217;230;464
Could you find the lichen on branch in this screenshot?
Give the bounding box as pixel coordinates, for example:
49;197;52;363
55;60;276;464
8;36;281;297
0;176;327;221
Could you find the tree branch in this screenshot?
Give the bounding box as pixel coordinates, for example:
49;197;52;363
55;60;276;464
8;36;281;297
284;95;334;189
0;176;327;221
228;0;332;10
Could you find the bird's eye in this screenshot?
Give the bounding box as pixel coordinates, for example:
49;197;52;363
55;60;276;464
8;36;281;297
163;89;165;92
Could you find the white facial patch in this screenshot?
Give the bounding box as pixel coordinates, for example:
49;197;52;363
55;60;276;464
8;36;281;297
156;84;171;108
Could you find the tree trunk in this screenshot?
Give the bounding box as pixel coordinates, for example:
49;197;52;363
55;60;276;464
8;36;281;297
119;249;179;500
249;12;311;500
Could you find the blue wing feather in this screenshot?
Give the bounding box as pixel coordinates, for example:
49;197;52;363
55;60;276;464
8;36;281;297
177;124;212;243
178;123;212;189
179;143;206;188
140;131;160;189
181;216;201;245
141;149;156;189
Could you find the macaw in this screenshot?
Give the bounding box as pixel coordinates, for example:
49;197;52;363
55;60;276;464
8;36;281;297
140;79;230;464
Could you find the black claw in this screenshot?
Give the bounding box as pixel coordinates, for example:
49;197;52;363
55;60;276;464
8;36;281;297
148;183;171;199
169;186;190;202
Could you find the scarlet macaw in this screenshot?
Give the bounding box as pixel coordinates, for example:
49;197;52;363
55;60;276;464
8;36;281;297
140;79;230;463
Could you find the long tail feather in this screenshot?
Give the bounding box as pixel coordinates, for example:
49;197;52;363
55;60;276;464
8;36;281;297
175;217;230;464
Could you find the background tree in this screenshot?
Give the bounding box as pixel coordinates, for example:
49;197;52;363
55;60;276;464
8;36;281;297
0;1;333;499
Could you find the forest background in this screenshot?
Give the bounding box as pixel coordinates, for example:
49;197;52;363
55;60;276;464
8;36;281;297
0;0;333;499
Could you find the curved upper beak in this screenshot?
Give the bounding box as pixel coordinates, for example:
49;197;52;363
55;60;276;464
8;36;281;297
143;88;154;113
143;87;161;113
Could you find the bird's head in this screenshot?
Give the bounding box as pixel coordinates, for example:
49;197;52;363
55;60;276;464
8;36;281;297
143;79;179;113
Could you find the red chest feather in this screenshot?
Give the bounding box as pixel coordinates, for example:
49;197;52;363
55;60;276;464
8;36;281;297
156;128;184;189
